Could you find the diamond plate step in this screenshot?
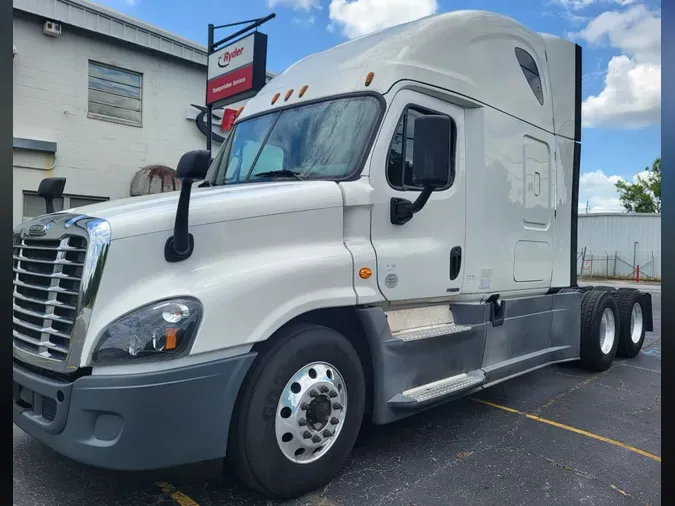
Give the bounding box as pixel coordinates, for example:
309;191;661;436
388;370;486;408
392;322;472;342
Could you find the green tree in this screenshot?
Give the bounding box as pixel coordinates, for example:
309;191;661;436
615;157;661;213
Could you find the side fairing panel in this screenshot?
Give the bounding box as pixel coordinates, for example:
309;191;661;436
539;34;581;142
551;136;575;287
463;107;556;297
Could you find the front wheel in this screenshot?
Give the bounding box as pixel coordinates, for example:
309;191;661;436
228;323;366;499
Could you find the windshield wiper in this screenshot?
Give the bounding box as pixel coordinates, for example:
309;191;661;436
252;170;305;181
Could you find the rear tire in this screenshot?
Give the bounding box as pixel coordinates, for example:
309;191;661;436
592;285;615;292
228;323;366;499
580;289;620;371
615;289;646;359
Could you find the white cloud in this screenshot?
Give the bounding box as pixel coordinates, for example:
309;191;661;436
292;15;317;27
579;170;625;212
268;0;320;11
571;5;661;129
554;0;637;11
328;0;438;39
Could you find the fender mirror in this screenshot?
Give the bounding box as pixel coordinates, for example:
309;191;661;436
165;150;211;263
38;177;66;214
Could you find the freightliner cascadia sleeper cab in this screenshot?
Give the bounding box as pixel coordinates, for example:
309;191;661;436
12;10;653;499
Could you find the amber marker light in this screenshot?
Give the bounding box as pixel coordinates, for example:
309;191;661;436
285;89;294;101
359;267;372;279
165;328;178;350
271;92;280;104
299;85;309;97
365;72;375;86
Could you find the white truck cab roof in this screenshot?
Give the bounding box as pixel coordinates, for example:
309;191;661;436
240;10;578;142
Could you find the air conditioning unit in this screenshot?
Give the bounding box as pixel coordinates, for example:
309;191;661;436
43;20;62;37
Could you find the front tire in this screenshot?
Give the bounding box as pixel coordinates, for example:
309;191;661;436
229;323;366;499
580;289;620;371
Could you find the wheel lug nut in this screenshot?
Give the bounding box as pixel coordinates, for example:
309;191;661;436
330;417;339;425
303;431;312;439
333;402;342;410
301;402;310;410
323;429;332;437
320;385;329;393
312;435;321;443
309;390;319;398
298;418;307;426
329;391;338;398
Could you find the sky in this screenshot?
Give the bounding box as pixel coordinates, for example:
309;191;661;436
99;0;662;213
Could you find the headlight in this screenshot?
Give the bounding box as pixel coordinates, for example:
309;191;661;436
92;298;202;364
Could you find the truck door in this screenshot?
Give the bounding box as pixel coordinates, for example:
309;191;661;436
369;90;466;302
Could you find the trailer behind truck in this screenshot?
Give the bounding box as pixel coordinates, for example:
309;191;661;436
12;10;653;499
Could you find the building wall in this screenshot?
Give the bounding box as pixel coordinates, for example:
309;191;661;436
12;13;208;226
577;213;661;280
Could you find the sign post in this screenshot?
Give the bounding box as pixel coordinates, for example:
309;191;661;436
205;14;275;156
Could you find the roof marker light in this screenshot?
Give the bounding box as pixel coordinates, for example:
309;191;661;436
299;85;309;97
365;72;374;86
285;89;294;101
271;92;280;104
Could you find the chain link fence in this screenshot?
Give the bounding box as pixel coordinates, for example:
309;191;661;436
577;248;661;281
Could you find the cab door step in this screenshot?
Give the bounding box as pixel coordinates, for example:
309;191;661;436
388;370;486;409
392;322;472;342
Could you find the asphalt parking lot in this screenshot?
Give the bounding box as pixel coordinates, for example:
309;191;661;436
14;286;661;506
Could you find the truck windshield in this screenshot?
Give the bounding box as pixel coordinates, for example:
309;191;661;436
205;95;381;185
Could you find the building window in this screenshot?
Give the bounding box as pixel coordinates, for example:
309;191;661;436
386;106;456;191
87;61;143;126
22;191;109;222
514;48;544;105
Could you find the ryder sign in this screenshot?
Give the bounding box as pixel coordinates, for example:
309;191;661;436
207;32;268;107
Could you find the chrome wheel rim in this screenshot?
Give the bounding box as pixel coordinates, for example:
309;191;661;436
275;362;347;464
599;307;616;355
630;302;644;344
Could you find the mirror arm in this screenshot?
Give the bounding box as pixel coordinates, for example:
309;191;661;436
44;197;55;214
164;180;195;263
390;186;434;225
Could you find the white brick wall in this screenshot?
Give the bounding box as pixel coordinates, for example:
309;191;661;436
12;14;209;226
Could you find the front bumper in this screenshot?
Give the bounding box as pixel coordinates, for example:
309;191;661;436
13;353;256;471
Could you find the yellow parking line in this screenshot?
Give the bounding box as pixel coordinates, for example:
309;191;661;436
472;399;661;463
155;482;200;506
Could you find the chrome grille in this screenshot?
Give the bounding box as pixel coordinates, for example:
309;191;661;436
12;235;87;361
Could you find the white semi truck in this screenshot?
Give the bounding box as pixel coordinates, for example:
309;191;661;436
13;10;653;499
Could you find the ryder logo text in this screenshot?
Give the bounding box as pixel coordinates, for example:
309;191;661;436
217;47;244;68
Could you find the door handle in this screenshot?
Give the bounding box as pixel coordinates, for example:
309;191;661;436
450;246;462;281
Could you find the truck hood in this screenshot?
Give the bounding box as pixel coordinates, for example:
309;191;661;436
64;181;345;240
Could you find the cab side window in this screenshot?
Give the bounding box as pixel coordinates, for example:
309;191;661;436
386;106;456;191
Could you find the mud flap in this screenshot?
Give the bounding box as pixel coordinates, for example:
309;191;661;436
641;292;654;332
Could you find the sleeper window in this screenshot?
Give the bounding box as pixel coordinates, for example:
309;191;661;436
515;48;544;105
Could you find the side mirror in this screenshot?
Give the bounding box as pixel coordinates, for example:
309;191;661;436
176;150;211;182
411;115;451;188
38;177;66;214
390;115;452;225
165;150;211;263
